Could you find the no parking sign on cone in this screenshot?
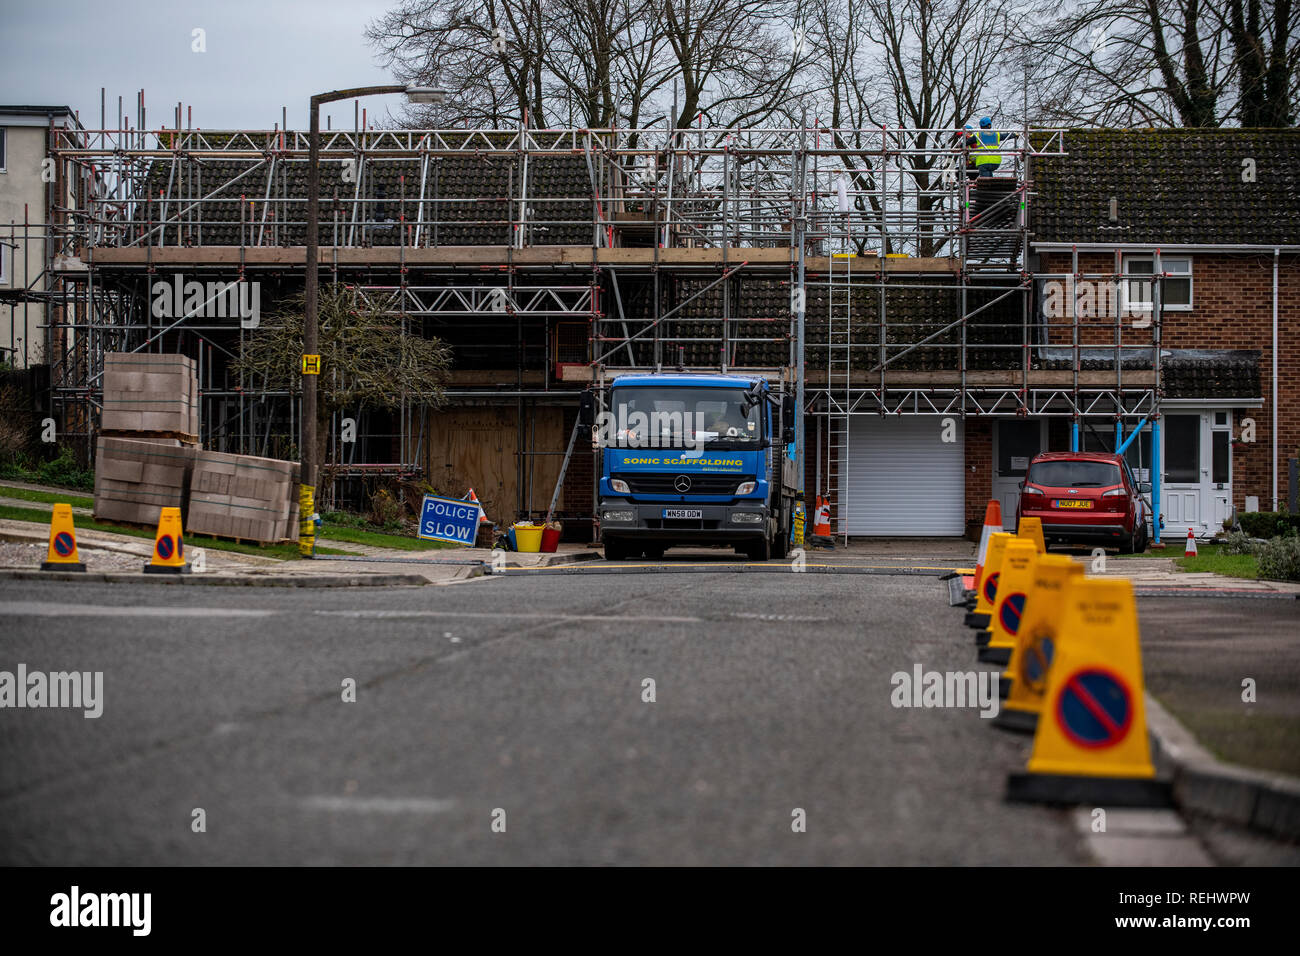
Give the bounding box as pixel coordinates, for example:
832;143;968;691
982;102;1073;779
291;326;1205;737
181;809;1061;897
144;507;191;574
41;503;85;572
965;532;1012;629
976;539;1038;665
993;554;1083;733
1006;577;1171;807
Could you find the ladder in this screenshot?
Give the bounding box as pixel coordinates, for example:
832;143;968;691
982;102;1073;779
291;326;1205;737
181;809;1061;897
826;242;854;542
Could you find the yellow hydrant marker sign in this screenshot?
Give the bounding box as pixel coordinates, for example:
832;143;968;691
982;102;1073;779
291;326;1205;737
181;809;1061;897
301;354;321;375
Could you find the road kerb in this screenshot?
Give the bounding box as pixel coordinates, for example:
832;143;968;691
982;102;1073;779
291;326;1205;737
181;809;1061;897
1145;692;1300;841
0;568;429;588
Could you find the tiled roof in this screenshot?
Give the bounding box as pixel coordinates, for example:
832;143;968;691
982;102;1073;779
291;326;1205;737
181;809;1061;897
1163;349;1261;398
142;147;590;246
1031;129;1300;245
1038;347;1261;398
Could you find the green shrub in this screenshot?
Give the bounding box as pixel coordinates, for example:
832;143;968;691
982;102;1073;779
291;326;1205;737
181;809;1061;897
1238;511;1300;539
35;446;94;491
322;510;368;529
1256;536;1300;582
367;489;406;531
1220;530;1257;555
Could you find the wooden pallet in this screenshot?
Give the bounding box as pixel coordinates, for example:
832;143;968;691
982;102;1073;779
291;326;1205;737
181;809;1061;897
101;430;200;445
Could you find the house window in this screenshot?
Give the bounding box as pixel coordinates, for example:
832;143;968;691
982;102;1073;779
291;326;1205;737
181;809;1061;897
1122;255;1192;312
1164;414;1201;483
0;128;7;172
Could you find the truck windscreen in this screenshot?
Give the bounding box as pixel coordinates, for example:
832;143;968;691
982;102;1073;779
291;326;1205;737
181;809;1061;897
606;387;763;448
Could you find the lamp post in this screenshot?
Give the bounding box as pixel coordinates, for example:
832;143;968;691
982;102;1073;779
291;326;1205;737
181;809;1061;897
300;83;445;556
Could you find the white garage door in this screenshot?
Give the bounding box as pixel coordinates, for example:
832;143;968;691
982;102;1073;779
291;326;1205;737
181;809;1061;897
843;416;965;535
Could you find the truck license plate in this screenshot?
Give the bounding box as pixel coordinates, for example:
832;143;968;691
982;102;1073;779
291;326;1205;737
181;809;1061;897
662;509;702;519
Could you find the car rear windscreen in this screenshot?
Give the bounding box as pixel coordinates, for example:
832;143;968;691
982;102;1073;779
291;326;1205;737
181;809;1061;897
1027;460;1122;488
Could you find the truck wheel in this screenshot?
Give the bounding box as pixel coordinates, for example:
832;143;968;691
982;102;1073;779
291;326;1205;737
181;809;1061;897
747;537;771;562
604;540;627;560
643;546;665;560
772;531;788;560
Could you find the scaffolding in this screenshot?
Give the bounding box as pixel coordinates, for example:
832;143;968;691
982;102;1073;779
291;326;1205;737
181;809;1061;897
3;109;1166;522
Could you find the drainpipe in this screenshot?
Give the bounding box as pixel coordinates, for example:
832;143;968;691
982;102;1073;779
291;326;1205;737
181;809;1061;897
1273;247;1279;511
1152;417;1162;544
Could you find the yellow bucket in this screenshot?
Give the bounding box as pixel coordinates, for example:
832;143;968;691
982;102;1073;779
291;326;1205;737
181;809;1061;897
513;522;544;553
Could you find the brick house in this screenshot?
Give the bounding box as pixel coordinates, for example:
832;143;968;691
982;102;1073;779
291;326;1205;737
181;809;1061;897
1001;129;1300;539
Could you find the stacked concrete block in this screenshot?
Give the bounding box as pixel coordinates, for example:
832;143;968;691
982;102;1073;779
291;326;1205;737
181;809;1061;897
101;352;199;438
93;437;197;525
188;450;301;543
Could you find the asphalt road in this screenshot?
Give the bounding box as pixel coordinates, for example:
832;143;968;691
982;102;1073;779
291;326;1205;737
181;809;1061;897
0;564;1274;865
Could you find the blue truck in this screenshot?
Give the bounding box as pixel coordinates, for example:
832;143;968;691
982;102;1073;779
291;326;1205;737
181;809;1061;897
586;373;799;561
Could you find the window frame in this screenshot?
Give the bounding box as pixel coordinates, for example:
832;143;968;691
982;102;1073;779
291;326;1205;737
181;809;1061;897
1121;254;1193;313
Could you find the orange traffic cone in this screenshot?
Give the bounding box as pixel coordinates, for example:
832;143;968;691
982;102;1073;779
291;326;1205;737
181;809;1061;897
1184;528;1197;557
813;496;832;536
972;499;1003;594
810;495;834;549
467;488;491;523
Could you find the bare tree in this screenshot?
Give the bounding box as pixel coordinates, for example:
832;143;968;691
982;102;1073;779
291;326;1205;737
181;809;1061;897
368;0;554;126
1216;0;1299;125
653;0;805;129
807;0;1019;255
370;0;806;130
1019;0;1298;127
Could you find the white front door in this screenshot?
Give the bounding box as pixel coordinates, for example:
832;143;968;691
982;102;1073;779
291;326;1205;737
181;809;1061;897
993;419;1046;529
1161;411;1231;535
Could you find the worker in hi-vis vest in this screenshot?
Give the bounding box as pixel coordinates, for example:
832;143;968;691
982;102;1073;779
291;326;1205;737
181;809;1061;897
974;116;1002;176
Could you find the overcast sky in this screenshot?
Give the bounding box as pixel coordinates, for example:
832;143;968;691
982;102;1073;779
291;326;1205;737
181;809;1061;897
0;0;410;130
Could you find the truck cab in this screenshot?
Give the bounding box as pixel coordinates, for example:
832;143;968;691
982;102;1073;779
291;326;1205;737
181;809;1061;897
594;374;798;561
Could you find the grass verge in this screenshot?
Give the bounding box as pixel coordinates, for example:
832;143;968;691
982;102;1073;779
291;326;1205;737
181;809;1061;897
1173;542;1259;580
0;483;95;509
317;524;451;551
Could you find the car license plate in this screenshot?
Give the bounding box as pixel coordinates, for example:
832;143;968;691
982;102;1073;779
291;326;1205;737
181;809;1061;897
662;509;702;519
1056;499;1093;509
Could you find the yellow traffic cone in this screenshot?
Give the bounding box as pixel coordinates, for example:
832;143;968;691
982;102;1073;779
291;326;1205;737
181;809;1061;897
1006;577;1171;807
1016;516;1046;554
976;539;1039;665
144;507;191;574
41;503;86;572
965;532;1012;629
993;555;1083;733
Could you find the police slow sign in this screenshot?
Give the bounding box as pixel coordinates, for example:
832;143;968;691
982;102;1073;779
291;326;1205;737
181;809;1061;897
419;494;483;546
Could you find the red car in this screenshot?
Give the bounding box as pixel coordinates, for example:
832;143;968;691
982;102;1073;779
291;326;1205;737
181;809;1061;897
1016;451;1150;553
